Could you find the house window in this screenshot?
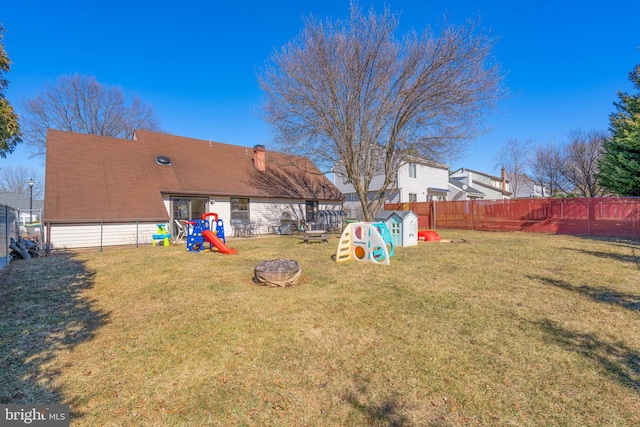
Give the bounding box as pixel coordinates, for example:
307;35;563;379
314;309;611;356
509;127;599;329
344;193;360;202
408;193;417;202
231;198;250;221
408;163;417;178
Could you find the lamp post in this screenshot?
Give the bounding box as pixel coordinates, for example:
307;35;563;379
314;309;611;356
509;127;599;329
28;178;34;223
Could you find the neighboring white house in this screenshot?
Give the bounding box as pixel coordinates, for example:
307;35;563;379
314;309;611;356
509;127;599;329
514;175;551;198
448;168;512;201
332;157;450;219
447;177;486;200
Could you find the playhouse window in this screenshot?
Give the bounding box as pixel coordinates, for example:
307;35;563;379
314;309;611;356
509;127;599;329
391;222;400;236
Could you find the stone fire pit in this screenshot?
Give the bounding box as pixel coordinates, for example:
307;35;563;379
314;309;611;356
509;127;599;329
254;258;301;287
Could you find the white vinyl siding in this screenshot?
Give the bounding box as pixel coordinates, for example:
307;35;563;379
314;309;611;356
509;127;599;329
47;197;343;249
397;162;449;203
333;159;449;218
332;172;387;195
48;223;160;249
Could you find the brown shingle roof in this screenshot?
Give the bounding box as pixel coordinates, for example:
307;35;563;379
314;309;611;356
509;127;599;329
44;130;343;223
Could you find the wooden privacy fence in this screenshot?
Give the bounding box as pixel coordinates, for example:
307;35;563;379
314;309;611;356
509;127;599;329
384;201;434;230
386;198;640;239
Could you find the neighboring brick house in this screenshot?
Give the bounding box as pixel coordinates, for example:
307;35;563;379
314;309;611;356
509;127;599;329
44;130;344;248
332;157;450;219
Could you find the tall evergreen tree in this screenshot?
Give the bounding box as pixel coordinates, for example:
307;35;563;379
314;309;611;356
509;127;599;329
597;64;640;196
0;25;22;158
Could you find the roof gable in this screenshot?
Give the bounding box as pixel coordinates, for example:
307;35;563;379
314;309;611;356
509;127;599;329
404;156;449;170
451;167;511;183
374;209;416;222
449;178;485;196
374;210;396;221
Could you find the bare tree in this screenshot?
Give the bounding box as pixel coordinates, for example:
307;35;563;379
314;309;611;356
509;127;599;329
529;140;565;197
21;74;161;156
496;138;531;198
0;166;43;199
560;129;608;197
258;3;504;220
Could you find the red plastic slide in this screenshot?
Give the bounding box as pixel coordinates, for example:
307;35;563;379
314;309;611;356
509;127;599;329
202;229;237;254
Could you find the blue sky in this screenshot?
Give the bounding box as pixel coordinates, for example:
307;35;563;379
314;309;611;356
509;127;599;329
2;0;639;185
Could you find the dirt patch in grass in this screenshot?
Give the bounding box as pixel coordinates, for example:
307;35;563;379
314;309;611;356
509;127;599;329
2;231;640;426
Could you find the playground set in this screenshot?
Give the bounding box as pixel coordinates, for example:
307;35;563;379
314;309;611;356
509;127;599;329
153;212;437;263
184;213;237;254
335;221;395;266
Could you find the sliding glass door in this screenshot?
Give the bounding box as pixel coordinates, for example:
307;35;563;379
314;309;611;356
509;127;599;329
171;197;208;234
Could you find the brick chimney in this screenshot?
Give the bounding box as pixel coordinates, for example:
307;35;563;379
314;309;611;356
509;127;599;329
501;167;506;191
253;145;266;172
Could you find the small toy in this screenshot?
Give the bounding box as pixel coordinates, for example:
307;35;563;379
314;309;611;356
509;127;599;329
152;224;171;247
418;230;441;242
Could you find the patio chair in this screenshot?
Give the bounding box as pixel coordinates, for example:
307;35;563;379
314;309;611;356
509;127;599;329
174;219;187;241
244;221;256;238
231;219;244;237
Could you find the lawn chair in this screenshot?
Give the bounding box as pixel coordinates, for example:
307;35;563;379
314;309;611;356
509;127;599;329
231;219;244;237
174;219;187;242
244;221;256;237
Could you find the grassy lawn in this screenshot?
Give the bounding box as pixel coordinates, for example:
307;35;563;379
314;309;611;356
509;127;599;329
1;230;639;426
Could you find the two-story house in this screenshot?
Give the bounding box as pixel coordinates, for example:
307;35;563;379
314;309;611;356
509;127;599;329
448;167;512;200
332;157;450;218
513;175;551;198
